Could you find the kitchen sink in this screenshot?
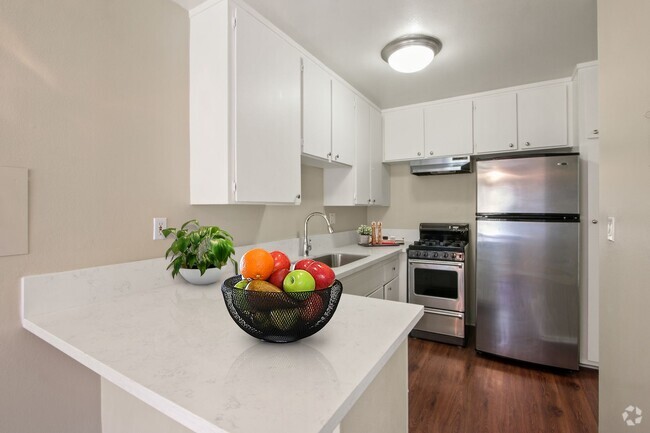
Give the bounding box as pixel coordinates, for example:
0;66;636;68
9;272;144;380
309;253;368;268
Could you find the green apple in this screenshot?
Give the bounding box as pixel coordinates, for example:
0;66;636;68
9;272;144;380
283;270;316;300
252;311;272;330
270;308;300;331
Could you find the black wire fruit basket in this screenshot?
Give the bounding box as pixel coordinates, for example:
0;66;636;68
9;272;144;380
221;275;343;343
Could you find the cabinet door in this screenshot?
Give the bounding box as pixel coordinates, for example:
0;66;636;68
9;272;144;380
473;93;518;153
331;80;356;165
355;98;371;205
302;56;332;160
383;108;424;161
234;8;301;204
367;285;385;300
577;66;599;140
517;84;568;149
384;277;399;302
424;100;473;157
370;106;390;206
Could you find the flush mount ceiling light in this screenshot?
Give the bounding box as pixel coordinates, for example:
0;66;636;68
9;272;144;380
381;34;443;73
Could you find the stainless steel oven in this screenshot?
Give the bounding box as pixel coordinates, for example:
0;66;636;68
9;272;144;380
407;223;469;346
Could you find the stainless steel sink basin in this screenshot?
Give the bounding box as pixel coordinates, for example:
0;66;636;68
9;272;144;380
309;253;368;268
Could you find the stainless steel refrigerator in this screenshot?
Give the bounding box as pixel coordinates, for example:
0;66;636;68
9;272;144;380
475;153;580;370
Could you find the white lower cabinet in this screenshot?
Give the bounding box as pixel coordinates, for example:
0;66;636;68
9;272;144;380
338;257;399;299
384;277;399;302
368;286;385;300
190;2;301;205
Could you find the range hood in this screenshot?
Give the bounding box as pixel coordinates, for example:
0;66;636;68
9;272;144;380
410;155;472;176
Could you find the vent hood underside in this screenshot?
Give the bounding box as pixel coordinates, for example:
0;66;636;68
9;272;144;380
410;156;472;176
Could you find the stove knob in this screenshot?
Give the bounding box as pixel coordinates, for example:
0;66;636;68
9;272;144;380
433;252;438;258
451;253;456;260
443;253;449;259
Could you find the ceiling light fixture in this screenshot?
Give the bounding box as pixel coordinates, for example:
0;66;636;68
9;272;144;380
381;34;443;73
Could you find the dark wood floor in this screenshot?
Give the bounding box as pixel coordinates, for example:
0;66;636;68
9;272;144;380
408;330;598;433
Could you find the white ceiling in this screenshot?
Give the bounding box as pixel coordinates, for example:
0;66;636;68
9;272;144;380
175;0;598;109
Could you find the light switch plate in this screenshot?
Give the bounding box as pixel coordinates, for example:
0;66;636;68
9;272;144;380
607;217;615;242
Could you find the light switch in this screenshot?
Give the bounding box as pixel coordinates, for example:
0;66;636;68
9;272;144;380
607;217;615;242
0;167;28;256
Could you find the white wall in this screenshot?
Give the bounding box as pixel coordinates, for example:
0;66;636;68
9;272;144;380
368;163;477;323
0;1;365;431
597;1;650;431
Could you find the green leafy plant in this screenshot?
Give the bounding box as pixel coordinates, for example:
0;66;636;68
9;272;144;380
162;219;237;278
357;224;372;236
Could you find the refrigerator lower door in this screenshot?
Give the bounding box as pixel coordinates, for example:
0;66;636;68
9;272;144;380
476;219;579;370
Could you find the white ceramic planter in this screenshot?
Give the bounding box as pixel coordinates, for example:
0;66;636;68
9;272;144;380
358;234;371;245
179;267;221;285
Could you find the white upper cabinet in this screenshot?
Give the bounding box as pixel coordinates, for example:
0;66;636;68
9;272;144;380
473;93;518;153
370;106;390;206
324;98;389;206
190;2;301;205
517;83;568;150
575;64;599;140
301;56;332;161
383;107;424;161
424;100;473;157
331;80;356;166
474;83;569;154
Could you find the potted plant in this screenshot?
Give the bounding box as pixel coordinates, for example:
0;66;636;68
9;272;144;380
162;219;237;285
357;224;372;245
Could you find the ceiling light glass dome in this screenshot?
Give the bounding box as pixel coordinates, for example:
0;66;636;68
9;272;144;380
381;34;442;73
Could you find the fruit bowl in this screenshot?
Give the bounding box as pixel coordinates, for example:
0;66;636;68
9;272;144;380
221;275;343;343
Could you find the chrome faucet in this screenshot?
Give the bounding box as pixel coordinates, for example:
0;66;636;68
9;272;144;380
303;212;334;256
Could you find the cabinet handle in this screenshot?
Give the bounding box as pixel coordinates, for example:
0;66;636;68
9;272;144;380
372;199;376;203
593;129;599;135
296;194;301;199
368;199;371;203
327;152;332;157
417;152;421;156
525;142;531;147
429;151;434;155
335;154;339;159
592;219;598;224
509;143;514;148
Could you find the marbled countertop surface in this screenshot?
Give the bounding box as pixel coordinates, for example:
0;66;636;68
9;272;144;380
22;236;422;433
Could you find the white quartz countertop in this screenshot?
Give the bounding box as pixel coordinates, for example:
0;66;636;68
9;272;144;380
22;240;422;433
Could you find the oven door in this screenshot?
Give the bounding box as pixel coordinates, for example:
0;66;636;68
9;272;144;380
408;259;465;312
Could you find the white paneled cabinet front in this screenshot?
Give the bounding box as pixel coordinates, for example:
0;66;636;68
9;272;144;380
383;107;424;161
423;100;474;157
324;99;389;206
473;93;518;153
517;84;568;150
301;56;332;161
331;80;356;166
189;2;301;205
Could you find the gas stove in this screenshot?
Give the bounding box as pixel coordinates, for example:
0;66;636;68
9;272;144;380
407;223;469;262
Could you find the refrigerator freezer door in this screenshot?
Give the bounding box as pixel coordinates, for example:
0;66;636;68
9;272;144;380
476;154;579;215
476;219;579;369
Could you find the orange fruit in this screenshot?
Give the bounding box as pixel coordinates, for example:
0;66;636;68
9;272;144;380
240;248;275;280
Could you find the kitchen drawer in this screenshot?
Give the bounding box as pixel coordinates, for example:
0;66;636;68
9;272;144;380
383;258;399;283
384;277;399;302
415;308;465;339
339;263;384;297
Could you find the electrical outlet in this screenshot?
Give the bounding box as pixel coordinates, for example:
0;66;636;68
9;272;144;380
153;218;167;240
328;213;336;225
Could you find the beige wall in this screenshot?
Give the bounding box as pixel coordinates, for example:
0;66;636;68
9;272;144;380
368;163;477;323
598;1;650;432
0;1;364;432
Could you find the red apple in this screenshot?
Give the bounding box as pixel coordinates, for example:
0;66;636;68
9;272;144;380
304;261;336;290
294;258;315;271
300;293;325;322
270;250;291;273
268;268;291;289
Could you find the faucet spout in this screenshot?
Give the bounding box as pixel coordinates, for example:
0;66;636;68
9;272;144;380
303;212;334;257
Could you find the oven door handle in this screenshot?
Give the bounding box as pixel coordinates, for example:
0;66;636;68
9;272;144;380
424;308;464;319
408;259;463;268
